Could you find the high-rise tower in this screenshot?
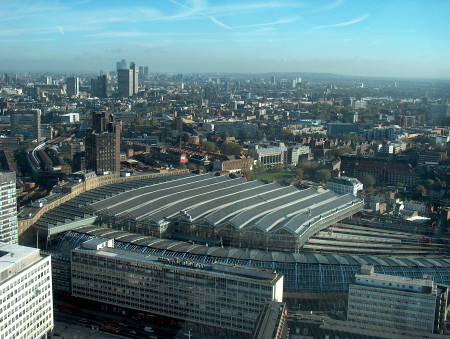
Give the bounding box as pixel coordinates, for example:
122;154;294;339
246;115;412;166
66;77;79;97
85;111;120;174
117;63;139;97
91;75;108;98
0;171;18;244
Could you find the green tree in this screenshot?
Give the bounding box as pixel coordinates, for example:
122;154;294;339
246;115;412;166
253;161;266;175
330;147;353;158
424;179;434;190
317;169;331;182
415;185;426;197
202;141;217;152
219;142;242;156
295;168;304;179
361;174;375;188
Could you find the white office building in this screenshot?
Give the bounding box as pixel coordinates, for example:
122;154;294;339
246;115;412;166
326;176;363;196
0;172;18;244
348;265;449;334
0;242;53;339
71;238;283;336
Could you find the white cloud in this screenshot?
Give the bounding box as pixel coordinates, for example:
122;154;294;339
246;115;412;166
312;14;370;30
310;0;347;13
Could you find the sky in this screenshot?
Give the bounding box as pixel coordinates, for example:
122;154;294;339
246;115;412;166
1;0;450;79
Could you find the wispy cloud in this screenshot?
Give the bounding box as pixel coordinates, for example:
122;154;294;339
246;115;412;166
312;14;370;30
234;18;298;29
310;0;347;13
206;15;234;30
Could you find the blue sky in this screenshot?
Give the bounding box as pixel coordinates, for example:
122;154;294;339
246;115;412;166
1;0;449;78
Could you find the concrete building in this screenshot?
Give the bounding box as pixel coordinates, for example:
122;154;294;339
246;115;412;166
85;111;120;174
327;176;363;196
0;172;18;244
0;242;53;338
252;301;288;339
348;265;449;334
60;113;80;124
91;75;108;98
248;142;288;167
116;59;127;70
71;238;283;336
430;103;449;122
10;109;41;141
66;77;79;97
117;68;133;97
117;63;139;97
327;122;359;137
212;157;254;173
287;145;310;165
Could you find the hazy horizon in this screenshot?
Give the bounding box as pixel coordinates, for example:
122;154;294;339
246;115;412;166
1;0;449;79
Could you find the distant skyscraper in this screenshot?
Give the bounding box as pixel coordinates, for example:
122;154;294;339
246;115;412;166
91;75;108;98
118;63;139;97
0;242;54;338
66;77;79;97
270;76;276;84
116;59;128;71
130;62;139;94
0;172;18;244
10;109;41;141
85;111;120;174
144;66;149;76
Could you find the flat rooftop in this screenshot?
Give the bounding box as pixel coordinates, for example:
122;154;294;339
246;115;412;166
75;243;281;283
0;242;41;283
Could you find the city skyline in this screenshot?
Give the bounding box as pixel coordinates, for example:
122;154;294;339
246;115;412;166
1;0;449;78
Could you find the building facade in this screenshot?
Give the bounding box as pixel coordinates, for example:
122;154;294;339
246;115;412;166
348;265;449;334
71;238;283;336
66;77;79;97
0;242;53;339
91;75;108;98
327;176;363;196
248;142;288;167
85;111;120;174
0;172;18;244
117;64;139;97
10;109;41;141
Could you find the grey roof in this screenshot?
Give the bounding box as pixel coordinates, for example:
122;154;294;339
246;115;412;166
63;226;450;269
36;173;363;240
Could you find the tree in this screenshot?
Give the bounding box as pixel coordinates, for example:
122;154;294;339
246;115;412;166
317;169;331;182
330;147;353;158
415;185;426;197
202;141;217;152
295;168;304;179
253;161;266;175
361;174;375;188
219;142;242;156
424;179;434;190
242;169;254;181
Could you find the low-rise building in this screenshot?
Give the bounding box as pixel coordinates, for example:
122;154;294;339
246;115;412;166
327;176;363;196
